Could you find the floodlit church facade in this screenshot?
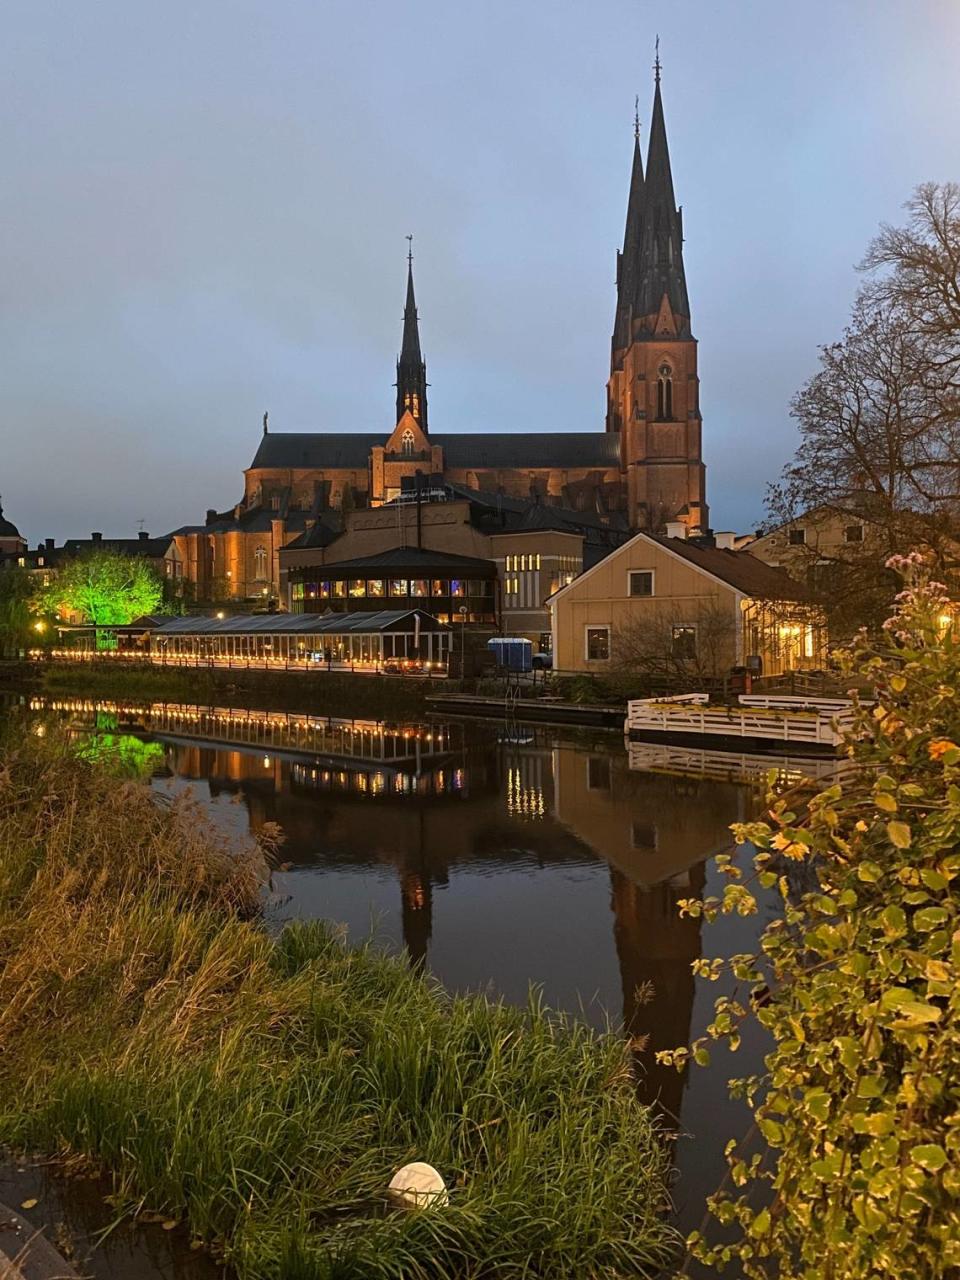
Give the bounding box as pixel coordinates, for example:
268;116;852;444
173;65;708;603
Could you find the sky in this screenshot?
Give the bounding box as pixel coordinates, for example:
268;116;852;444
2;0;959;544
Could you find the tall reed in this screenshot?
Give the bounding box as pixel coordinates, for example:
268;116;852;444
0;723;678;1278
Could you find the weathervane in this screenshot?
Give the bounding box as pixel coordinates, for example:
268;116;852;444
654;35;661;84
263;410;269;435
634;94;640;141
406;233;413;266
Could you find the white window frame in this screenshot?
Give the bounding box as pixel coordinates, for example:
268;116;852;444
584;624;611;662
627;568;655;598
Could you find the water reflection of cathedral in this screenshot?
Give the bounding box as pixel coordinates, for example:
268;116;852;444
40;697;757;1127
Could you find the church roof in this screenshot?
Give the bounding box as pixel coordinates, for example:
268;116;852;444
320;547;496;575
249;431;620;472
0;501;22;539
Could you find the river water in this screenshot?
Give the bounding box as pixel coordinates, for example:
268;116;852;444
7;694;836;1267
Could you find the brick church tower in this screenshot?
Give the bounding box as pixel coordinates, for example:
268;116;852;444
606;57;708;533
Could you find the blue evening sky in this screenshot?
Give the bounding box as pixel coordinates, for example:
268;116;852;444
2;0;958;543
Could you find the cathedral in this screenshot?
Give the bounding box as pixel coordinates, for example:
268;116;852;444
173;64;707;602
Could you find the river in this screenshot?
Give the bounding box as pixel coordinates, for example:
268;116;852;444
6;693;835;1267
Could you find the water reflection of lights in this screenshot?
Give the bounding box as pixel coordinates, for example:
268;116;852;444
506;765;546;819
290;762;459;799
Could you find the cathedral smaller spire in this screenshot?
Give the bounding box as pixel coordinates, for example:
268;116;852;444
396;240;428;431
612;103;646;356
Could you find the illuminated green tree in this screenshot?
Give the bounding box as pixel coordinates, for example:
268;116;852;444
43;550;163;625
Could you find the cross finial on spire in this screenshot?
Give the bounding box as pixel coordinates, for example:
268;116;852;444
406;233;413;266
634;94;640;141
654;35;661;84
263;410;268;435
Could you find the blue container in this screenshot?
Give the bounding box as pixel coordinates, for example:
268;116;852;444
487;637;533;672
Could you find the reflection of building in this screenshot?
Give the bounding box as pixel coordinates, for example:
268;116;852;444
550;526;826;677
611;865;705;1120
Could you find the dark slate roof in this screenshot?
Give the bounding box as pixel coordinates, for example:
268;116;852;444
651;535;813;602
153;609;448;635
320;547;496;574
250;433;383;470
435;432;620;469
60;536;173;558
0;503;21;539
249;431;620;472
283;521;342;551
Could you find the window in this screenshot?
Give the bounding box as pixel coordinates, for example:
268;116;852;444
332;580;347;598
672;626;697;659
410;579;428;597
254;545;268;580
400;428;415;457
389;579;408;597
585;626;610;661
366;579;384;597
788;528;806;546
844;525;864;543
539;632;552;653
631;822;657;851
450;579;464;597
656;362;673;420
349;579;366;597
629;570;654;597
431;579;449;596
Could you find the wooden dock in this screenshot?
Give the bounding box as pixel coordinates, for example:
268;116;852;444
426;693;623;728
624;692;857;755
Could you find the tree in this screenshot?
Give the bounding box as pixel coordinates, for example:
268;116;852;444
612;601;738;686
42;550;163;626
0;568;41;657
664;556;960;1277
769;184;960;630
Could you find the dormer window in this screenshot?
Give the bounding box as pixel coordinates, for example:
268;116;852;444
401;428;415;457
656;363;673;420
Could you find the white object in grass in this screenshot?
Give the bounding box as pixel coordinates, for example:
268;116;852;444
387;1161;448;1209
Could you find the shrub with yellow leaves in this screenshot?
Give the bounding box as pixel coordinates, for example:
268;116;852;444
664;557;960;1278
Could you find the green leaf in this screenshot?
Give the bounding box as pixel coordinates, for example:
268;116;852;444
887;821;912;849
911;1144;947;1172
875;791;898;813
913;907;949;931
858;861;883;883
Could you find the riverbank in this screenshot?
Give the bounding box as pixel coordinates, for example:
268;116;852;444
0;727;679;1278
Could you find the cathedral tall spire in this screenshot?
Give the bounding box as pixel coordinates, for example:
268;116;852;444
634;59;689;328
396;239;428;431
612;110;645;354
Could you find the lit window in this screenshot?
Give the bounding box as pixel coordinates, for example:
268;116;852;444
672;626;697;659
367;579;385;597
629;570;654;597
535;553;541;570
401;429;415;457
450;579;464;597
585;626;610;661
431;580;449;596
657;363;673;420
389;579;408;597
349;579;366;597
410;579;428;597
254;545;268;580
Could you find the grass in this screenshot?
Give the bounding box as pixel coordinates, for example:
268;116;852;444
0;724;679;1279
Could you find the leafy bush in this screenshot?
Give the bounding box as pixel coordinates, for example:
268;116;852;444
664;555;960;1277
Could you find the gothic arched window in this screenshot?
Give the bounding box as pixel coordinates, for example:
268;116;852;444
254;545;268;581
657;363;673;420
401;428;415;457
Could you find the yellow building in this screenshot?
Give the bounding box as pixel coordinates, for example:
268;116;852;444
549;528;825;678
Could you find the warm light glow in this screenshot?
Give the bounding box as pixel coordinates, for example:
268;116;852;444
33;620;46;633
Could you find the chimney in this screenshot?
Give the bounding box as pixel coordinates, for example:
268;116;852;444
45;538;54;551
91;531;102;543
665;520;687;541
715;531;737;550
138;530;150;542
205;509;217;525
